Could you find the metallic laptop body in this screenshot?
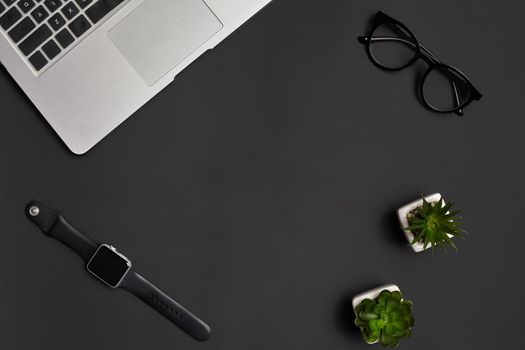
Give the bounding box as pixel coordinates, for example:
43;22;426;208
0;0;272;154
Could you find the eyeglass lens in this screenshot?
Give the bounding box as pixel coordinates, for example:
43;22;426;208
422;67;471;112
369;22;417;70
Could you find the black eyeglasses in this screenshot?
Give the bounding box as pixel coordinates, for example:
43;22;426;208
358;11;482;116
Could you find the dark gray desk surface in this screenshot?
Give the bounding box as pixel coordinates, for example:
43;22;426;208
1;1;523;349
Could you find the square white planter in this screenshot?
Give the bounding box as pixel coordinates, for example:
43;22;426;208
352;284;401;344
397;193;451;252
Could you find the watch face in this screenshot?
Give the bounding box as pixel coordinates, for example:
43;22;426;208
87;245;131;288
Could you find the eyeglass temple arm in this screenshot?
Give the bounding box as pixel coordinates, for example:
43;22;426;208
358;36;442;65
451;81;464;116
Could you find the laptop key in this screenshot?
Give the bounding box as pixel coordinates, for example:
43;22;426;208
60;1;78;19
4;0;17;5
17;0;35;13
73;0;92;9
0;3;5;14
31;5;49;23
28;50;47;70
42;38;60;59
43;0;61;12
48;12;65;30
55;27;73;48
0;6;21;30
18;23;52;55
68;14;90;37
85;0;124;24
8;16;35;42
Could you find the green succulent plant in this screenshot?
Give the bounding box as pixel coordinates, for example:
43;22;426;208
405;196;463;252
355;290;414;347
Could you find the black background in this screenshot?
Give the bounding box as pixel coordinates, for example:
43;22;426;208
1;1;523;349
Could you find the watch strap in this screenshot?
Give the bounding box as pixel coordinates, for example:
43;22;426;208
26;201;98;263
25;201;211;340
121;270;211;341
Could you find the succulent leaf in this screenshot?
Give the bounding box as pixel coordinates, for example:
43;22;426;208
391;291;402;300
359;310;379;320
355;290;415;347
405;196;464;252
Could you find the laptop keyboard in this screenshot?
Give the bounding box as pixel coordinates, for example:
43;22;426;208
0;0;126;73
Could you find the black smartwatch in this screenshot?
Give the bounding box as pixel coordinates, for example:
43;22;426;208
25;201;211;341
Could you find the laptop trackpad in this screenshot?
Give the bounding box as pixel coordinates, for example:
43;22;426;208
109;0;223;86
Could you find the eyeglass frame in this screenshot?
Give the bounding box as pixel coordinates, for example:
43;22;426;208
358;11;482;116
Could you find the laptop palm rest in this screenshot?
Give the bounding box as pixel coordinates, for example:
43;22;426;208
108;0;223;86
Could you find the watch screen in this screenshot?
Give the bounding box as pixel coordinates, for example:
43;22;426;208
87;245;130;287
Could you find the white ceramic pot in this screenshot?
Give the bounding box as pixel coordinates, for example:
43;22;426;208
397;193;448;252
352;284;401;344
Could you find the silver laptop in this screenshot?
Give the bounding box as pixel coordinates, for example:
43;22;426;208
0;0;272;154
